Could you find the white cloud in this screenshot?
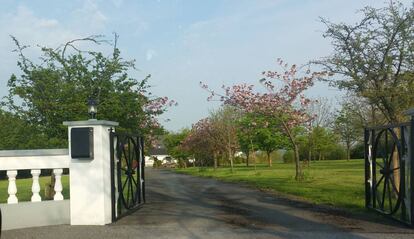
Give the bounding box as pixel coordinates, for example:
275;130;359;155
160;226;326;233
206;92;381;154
0;5;77;47
72;0;108;32
146;49;157;61
0;5;79;96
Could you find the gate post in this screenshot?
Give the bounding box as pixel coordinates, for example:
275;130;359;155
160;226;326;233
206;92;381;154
364;128;370;208
406;109;414;225
63;120;119;225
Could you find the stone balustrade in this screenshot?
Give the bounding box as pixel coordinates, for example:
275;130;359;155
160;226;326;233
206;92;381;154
0;149;70;204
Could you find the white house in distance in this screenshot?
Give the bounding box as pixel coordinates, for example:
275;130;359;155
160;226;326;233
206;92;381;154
145;146;175;167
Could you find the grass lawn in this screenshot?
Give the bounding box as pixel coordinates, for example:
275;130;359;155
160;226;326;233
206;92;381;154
0;175;70;203
176;159;366;211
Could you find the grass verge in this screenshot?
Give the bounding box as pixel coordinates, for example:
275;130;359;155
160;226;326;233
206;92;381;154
175;159;365;211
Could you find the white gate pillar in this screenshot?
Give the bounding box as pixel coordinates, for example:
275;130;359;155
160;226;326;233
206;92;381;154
63;120;118;225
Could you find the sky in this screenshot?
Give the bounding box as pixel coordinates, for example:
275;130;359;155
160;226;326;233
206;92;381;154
0;0;410;131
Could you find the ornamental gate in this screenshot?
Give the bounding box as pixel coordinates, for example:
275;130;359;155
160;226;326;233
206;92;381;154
110;131;146;222
364;117;414;226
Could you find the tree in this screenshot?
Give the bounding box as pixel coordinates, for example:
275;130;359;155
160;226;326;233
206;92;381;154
311;126;338;160
255;127;289;167
306;97;335;163
4;35;174;147
163;129;192;161
0;110;58;149
202;59;328;180
182;117;224;168
317;1;414;123
238;113;289;167
237;113;259;167
212;106;240;172
334;105;362;160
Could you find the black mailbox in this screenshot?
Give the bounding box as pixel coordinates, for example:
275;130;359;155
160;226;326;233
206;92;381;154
71;127;94;159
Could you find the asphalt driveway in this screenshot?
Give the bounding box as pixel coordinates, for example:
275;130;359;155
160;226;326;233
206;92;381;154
3;168;414;239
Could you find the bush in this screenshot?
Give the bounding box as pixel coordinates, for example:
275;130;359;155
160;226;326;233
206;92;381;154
351;142;364;159
153;159;162;168
283;150;295;163
234;156;245;164
325;145;347;160
177;159;187;168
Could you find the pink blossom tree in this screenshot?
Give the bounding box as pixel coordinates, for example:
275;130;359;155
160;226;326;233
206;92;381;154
202;59;329;180
182;117;225;168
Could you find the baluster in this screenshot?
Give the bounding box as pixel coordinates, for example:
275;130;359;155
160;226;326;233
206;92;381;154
53;169;64;200
7;170;18;204
31;169;41;202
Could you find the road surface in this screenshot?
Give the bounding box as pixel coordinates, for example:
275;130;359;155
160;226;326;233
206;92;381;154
3;168;414;239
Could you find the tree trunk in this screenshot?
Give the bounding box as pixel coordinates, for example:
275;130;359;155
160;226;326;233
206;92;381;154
213;151;218;170
228;147;234;173
393;129;400;191
308;149;312;162
250;139;256;172
346;142;351;161
267;152;272;167
246;153;250;167
294;144;303;181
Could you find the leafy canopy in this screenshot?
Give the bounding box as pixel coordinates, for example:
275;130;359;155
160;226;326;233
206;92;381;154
4;35;173;146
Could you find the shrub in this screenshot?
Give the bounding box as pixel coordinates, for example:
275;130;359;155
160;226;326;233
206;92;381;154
351;142;364;159
325;145;347;160
283;150;295;163
153;159;162;168
234;156;245;164
177;159;187;168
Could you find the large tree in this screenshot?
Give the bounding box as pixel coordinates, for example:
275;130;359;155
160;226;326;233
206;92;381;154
203;59;328;180
317;1;414;123
4;35;173;147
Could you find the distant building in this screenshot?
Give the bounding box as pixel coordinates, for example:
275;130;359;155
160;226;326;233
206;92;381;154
145;146;176;167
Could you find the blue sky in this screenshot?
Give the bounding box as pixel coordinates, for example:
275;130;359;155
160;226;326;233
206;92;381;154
0;0;410;131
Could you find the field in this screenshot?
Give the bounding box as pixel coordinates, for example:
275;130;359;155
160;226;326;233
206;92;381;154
176;159;366;211
0;175;70;203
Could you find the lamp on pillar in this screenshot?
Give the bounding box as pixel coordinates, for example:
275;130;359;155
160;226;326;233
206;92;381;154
88;98;98;120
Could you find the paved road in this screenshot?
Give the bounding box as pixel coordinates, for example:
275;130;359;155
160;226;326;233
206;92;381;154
3;168;414;239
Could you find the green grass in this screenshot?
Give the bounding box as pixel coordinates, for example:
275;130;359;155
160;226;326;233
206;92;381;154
0;175;70;203
176;159;366;211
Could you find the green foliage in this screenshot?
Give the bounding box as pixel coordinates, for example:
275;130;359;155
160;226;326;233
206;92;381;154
236;113;259;165
0;110;63;149
153;159;162;168
163;129;191;160
334;105;363;159
177;159;187;168
3;36;168;148
318;2;414;123
237;113;290;166
324;144;347;160
283;150;295;164
351;143;365;159
233;156;245;164
297;126;342;161
256;127;289;154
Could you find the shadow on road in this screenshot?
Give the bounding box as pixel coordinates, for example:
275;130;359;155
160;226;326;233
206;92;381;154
116;169;412;238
